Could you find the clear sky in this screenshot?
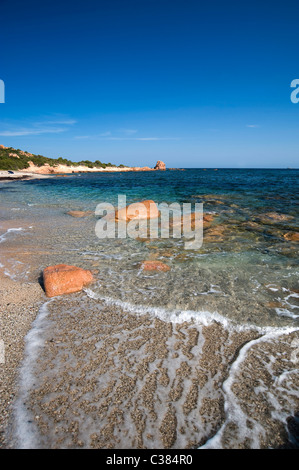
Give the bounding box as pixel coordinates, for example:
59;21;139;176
0;0;298;168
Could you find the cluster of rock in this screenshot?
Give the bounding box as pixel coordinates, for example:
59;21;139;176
42;202;299;298
154;161;166;170
43;199;170;297
43;199;218;297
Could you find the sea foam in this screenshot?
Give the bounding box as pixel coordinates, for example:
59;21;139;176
83;287;295;335
12;301;53;449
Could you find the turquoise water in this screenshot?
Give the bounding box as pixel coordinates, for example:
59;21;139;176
0;168;298;328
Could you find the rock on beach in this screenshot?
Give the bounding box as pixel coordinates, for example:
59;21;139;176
43;264;93;297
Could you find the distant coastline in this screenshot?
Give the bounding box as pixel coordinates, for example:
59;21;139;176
0;144;167;176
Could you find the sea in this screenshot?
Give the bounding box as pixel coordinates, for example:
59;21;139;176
0;168;298;449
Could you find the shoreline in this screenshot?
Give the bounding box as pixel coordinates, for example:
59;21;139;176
0;171;53;182
9;289;299;449
0;272;45;448
1;259;298;448
0;146;167;177
0;165;167;182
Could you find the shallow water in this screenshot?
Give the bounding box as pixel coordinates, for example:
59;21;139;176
1;169;298;328
0;169;298;448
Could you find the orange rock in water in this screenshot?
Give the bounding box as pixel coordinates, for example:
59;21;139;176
141;261;170;272
283;232;299;242
67;210;93;218
203;214;214;223
115;200;159;222
154;160;166;170
172;212;214;230
43;264;93;297
204;225;227;242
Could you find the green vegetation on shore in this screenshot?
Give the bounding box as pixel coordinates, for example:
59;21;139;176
0;146;126;171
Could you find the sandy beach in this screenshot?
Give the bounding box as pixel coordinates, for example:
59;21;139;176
0;273;44;448
0;171;52;182
0;269;298;448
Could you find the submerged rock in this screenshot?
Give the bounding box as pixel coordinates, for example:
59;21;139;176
115;200;159;222
203;225;228;242
67;210;93;218
140;260;170;272
242;221;263;231
43;264;93;297
257;212;294;224
283;232;299;242
171;213;214;231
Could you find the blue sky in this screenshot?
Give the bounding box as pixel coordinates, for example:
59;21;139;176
0;0;298;168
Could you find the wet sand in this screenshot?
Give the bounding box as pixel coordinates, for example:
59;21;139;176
0;268;298;448
0;273;44;448
9;293;299;449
